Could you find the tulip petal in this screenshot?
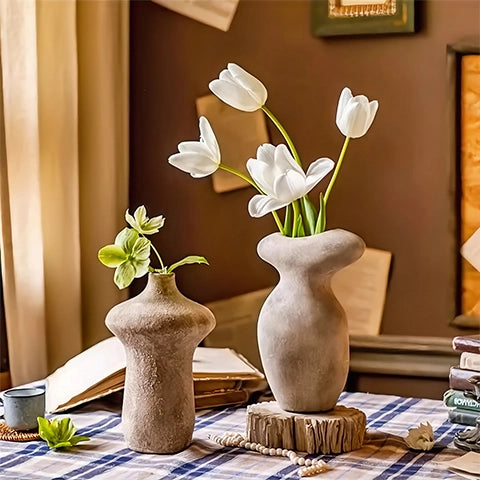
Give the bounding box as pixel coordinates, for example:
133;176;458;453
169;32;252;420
227;63;268;106
336;88;352;126
274;144;304;174
304;158;334;191
218;68;234;83
246;159;273;196
341;102;366;138
199;116;220;161
336;87;378;138
209;79;259;112
255;144;276;165
248;194;290;218
168;152;219;177
273;170;307;202
366;100;379;131
177;141;213;156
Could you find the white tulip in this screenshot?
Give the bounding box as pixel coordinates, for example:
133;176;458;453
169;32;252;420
168;116;220;177
336;87;379;138
209;63;268;112
247;144;334;218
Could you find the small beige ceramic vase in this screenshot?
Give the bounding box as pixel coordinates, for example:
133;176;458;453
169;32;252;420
105;272;216;453
257;229;365;412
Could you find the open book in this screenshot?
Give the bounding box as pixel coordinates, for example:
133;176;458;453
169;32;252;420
45;337;265;413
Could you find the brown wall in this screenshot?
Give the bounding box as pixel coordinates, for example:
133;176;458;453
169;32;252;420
129;0;480;338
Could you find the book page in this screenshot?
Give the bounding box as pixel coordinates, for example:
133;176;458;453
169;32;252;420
332;247;391;336
150;0;239;32
193;347;261;377
442;452;480;477
46;337;125;412
46;338;263;413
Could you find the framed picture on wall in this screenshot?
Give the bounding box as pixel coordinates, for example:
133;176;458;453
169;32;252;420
448;39;480;328
311;0;415;37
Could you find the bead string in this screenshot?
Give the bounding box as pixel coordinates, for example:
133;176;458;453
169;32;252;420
208;432;330;477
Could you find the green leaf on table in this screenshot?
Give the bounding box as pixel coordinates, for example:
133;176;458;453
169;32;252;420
37;416;90;450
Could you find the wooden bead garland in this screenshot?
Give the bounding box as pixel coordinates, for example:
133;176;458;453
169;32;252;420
208;432;330;477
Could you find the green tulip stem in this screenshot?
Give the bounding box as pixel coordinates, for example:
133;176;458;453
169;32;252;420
218;163;285;235
292;200;301;238
262;105;302;167
324;136;351;205
219;164;259;192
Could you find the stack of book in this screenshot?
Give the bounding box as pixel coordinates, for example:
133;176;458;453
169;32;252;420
444;334;480;426
45;337;266;413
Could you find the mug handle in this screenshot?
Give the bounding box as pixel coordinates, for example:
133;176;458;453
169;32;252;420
0;396;3;419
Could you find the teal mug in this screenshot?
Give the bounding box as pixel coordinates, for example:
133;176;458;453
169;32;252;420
0;387;45;431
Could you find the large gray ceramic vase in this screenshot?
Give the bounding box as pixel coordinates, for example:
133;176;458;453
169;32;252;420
105;273;215;454
257;229;365;413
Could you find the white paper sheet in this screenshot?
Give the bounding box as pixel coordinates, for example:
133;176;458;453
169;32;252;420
150;0;239;32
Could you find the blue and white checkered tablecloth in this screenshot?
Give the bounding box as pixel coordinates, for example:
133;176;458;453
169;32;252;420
0;391;470;479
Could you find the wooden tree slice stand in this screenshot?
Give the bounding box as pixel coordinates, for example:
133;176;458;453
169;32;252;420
246;401;366;455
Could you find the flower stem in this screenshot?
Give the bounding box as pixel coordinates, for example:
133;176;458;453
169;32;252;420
262;105;302;167
149;239;166;272
324;136;350;205
219;164;260;192
218;163;284;235
292;200;301;238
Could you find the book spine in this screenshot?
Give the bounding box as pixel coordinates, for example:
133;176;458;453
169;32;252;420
460;352;480;371
453;335;480;354
444;389;480;412
448;408;480;426
449;366;480;391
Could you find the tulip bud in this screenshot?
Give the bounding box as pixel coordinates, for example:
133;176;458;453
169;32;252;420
209;63;268;112
336;87;378;138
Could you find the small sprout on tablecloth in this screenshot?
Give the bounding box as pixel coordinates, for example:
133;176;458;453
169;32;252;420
404;421;435;451
37;416;90;450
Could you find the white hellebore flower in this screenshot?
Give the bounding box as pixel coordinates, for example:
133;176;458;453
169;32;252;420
125;205;165;235
168;116;220;178
404;422;435;451
247;144;334;218
336;87;379;139
209;63;268;112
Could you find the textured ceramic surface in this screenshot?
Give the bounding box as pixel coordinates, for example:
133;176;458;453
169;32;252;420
105;273;215;453
257;229;365;413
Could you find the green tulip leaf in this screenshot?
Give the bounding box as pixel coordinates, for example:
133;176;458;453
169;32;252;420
167;256;209;274
315;192;327;234
283;204;292;237
293;213;304;238
37;416;90;450
300;196;317;236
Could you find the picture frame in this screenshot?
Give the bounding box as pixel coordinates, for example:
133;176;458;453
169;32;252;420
447;39;480;328
311;0;415;37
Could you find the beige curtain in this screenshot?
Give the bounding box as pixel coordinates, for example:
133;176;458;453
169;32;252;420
0;0;129;386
